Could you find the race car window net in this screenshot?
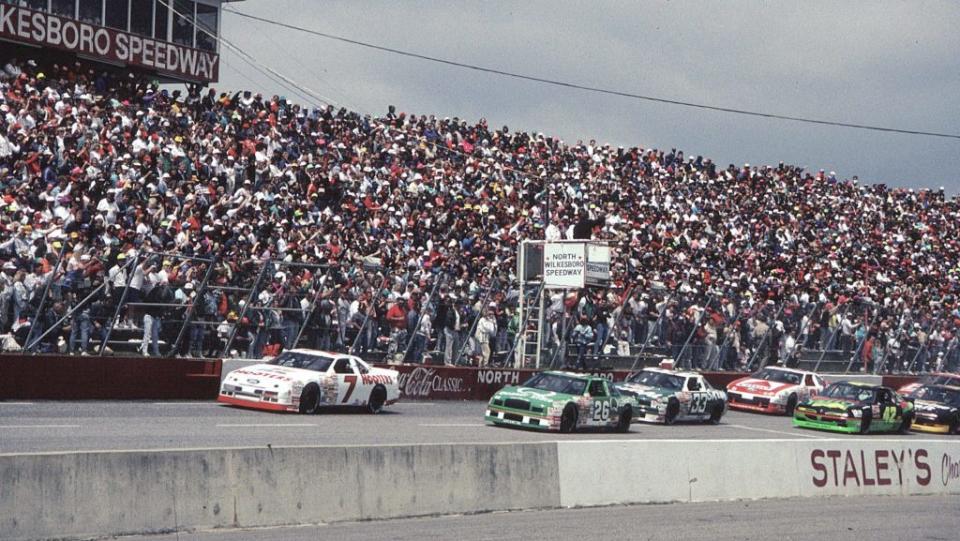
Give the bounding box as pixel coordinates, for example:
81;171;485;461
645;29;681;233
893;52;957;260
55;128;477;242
271;352;335;372
522;373;587;396
588;381;607;397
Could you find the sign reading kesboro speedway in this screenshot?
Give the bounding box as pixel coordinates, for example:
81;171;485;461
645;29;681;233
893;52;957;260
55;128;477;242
0;4;219;82
543;242;586;289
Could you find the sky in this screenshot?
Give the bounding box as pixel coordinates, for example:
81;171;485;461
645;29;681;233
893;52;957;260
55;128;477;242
215;1;960;192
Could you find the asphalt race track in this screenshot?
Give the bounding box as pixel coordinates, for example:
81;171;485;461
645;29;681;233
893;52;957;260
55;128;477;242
122;495;960;541
0;400;954;453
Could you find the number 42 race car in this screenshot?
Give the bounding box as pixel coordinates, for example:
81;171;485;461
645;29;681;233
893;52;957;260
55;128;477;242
793;381;914;434
486;371;634;433
219;349;400;413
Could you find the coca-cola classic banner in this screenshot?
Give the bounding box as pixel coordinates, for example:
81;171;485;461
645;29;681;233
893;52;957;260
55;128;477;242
380;365;758;401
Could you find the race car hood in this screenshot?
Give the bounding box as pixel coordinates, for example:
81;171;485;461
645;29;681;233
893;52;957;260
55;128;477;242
728;378;795;396
799;397;862;414
616;382;674;400
914;399;957;420
224;363;319;387
490;386;573;409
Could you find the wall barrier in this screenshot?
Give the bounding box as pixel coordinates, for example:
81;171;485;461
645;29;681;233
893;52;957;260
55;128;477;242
2;438;957;540
0;355;221;400
0;443;558;541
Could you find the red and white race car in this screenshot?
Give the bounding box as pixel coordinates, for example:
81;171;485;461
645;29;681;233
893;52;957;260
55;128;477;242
898;372;960;395
218;349;400;413
727;366;826;415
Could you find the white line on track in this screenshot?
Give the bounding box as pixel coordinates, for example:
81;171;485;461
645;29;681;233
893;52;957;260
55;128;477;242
0;424;80;429
726;424;824;439
216;423;316;428
401;403;437;406
420;423;486;427
150;402;218;405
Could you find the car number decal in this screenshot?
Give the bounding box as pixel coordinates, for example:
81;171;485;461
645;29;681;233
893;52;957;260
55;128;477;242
591;401;611;422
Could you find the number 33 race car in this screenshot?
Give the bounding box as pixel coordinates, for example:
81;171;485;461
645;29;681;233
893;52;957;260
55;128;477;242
615;368;727;424
219;349;400;413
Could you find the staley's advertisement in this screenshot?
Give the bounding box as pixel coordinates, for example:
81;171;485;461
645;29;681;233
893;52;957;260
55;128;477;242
0;4;219;82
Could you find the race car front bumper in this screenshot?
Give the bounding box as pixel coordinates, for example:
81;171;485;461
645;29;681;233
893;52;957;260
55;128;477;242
485;407;555;431
911;418;951;434
727;392;785;414
792;413;862;433
218;393;297;412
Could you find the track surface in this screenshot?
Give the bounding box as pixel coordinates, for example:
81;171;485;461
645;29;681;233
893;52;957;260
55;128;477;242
0;400;953;453
126;495;960;541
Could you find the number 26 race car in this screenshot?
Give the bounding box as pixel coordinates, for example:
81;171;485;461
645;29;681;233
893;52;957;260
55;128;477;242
219;349;400;414
486;371;634;433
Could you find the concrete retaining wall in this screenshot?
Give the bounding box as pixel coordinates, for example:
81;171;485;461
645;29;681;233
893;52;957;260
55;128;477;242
556;439;960;507
0;443;559;541
3;438;957;540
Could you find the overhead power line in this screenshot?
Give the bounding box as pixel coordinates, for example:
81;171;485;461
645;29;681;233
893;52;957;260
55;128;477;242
223;8;960;141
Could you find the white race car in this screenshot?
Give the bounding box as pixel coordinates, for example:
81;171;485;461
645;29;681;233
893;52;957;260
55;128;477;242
727;366;826;415
616;368;728;424
219;349;400;413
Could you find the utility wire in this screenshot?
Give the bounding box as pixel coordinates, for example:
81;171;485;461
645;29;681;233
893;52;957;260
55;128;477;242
223;8;960;141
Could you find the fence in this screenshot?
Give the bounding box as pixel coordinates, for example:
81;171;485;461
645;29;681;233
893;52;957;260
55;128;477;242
6;246;958;376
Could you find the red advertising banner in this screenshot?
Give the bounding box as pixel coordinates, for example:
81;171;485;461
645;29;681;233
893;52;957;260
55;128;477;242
0;4;219;82
382;364;747;401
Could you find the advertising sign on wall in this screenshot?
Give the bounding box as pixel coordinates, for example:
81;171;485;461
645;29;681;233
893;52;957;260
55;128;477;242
543;242;585;289
0;4;219;82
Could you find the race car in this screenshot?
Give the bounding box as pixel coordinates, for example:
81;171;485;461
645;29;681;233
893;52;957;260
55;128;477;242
897;372;960;395
218;349;400;413
615;368;727;424
727;366;826;415
485;371;634;433
908;384;960;434
792;381;914;434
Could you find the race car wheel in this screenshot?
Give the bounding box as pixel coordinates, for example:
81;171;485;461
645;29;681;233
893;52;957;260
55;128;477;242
560;404;578;433
616;406;632;433
859;412;872;434
367;385;386;414
707;403;723;425
951;415;960;435
898;413;913;434
664;398;680;425
785;394;798;416
298;384;320;414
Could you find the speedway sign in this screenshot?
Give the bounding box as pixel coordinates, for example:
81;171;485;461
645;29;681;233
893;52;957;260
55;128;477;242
0;4;219;82
543;242;585;289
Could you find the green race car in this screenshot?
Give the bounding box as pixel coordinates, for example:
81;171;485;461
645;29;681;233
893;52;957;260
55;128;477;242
793;381;914;434
486;371;634;433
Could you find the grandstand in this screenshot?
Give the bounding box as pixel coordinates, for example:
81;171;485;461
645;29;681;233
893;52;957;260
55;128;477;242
0;23;957;375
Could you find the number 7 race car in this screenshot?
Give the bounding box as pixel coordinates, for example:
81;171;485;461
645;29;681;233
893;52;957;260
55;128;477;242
219;349;400;413
486;371;634;433
615;368;727;424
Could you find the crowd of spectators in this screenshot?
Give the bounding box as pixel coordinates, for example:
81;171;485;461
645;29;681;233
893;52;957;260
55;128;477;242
0;56;958;374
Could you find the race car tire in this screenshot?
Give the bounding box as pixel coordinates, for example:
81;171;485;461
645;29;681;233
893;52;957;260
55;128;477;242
785;394;798;416
951;415;960;435
367;385;386;414
616;406;632;433
664;398;680;425
859;412;872;434
898;413;913;434
298;384;320;414
560;404;578;433
706;402;723;425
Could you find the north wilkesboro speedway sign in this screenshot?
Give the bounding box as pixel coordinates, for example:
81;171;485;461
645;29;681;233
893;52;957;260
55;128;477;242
0;4;219;82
